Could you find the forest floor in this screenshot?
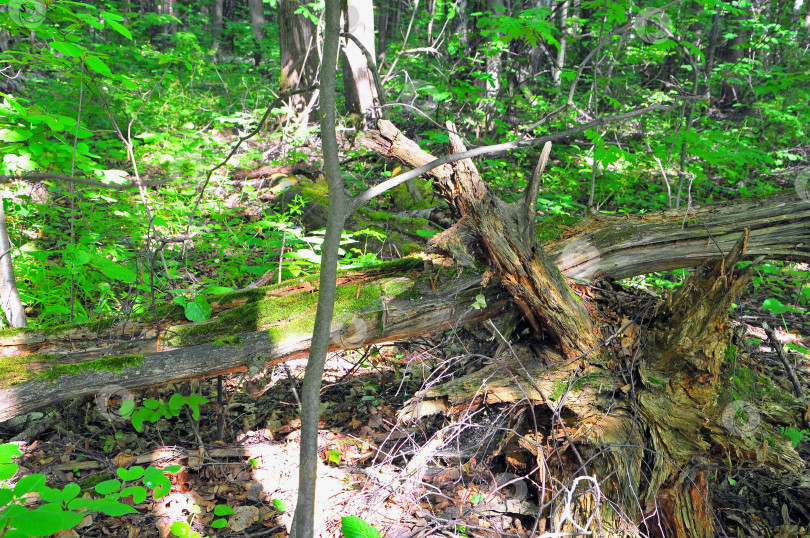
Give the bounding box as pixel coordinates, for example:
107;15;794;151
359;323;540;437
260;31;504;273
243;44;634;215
3;288;808;538
3;158;810;537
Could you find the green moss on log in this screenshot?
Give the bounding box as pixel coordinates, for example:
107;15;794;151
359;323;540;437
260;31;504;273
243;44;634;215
37;355;145;383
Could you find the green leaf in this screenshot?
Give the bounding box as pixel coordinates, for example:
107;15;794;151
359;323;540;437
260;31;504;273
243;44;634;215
37;486;63;504
13;474;46;498
103;13;132;40
131;410;145;432
0;462;18;480
87;498;138;516
50;41;85;57
85;56;113;77
10;508;79;537
143;471;171;499
214;504;235;516
171;521;192;536
211;518;228;528
202;286;235;294
117;466;144;482
271;499;288;512
184;295;212;322
119;399;135;417
119;485;147;504
341;516;381;538
762;297;790;314
0;129;33;142
0;444;22;463
95;479;122;495
61;483;80;503
168;393;186;411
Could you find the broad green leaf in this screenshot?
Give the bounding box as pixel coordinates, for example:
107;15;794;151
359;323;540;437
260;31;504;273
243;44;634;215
85;56;113;77
37;486;63;504
341;516;381;538
0;444;22;463
168;393;186;411
214;504;235;516
119;485;147;504
14;474;45;498
184;295;212;322
94;479;121;495
762;297;789;314
0;129;32;142
120;399;135;417
60;483;80;503
50;41;85;57
202;285;235;294
9;508;77;537
102;12;132;39
171;521;192;536
117;466;144;482
87;498;138;516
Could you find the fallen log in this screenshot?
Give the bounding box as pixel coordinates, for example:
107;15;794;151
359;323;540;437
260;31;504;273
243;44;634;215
1;189;808;423
0;258;511;422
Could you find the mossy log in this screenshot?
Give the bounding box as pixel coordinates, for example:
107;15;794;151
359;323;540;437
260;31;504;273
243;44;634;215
0;257;511;422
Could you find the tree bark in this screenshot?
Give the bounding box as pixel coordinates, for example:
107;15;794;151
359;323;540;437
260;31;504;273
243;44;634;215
0;198;26;328
341;0;379;124
247;0;266;65
212;0;224;53
278;0;321;121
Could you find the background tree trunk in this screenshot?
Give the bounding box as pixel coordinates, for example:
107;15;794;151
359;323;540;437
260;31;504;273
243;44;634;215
212;0;224;54
278;0;321;121
341;0;380;124
248;0;266;65
0;198;26;328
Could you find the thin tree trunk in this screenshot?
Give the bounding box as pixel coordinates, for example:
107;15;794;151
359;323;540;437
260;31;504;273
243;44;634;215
0;199;26;328
552;0;568;86
291;0;344;536
212;0;224;53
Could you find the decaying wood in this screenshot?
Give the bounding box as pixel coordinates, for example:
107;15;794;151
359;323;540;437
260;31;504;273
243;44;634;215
360;120;808;537
360;120;810;281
